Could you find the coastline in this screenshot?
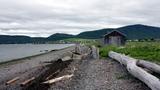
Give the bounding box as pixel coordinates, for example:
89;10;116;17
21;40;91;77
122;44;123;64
0;45;150;90
0;45;75;90
0;45;74;67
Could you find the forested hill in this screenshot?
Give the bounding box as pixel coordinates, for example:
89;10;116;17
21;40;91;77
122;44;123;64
116;24;160;39
1;24;160;44
47;33;74;41
77;24;160;39
0;35;46;44
76;28;113;39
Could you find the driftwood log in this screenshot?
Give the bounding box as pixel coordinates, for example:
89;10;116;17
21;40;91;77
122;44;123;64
137;60;160;75
72;54;83;60
20;77;35;87
109;51;160;90
6;77;19;85
42;74;73;84
61;56;72;61
45;70;60;80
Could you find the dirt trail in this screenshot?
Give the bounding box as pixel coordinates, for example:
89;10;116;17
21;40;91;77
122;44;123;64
49;58;150;90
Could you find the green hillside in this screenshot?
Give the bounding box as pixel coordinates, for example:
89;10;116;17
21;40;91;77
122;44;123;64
76;29;113;39
77;24;160;40
1;24;160;44
118;24;160;39
47;33;74;41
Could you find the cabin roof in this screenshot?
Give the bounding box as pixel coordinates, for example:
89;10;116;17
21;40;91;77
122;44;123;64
103;30;126;37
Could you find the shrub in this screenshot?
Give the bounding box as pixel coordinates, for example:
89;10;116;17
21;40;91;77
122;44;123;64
99;45;118;57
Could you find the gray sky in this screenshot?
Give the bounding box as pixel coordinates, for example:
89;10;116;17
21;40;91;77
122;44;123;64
0;0;160;37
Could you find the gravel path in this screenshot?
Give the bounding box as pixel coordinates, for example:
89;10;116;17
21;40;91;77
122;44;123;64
49;58;150;90
0;45;151;90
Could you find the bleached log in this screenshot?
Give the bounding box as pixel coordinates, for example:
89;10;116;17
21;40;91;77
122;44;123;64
62;51;73;58
142;68;153;74
109;51;160;90
42;74;73;84
137;60;160;75
20;77;35;87
62;56;72;61
72;54;83;60
6;77;19;85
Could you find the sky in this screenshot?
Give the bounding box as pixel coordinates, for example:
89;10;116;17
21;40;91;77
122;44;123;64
0;0;160;37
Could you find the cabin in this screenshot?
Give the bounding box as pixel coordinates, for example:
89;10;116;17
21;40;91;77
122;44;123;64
103;30;126;46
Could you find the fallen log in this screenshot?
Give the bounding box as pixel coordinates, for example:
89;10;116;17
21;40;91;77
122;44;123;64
6;77;19;85
72;54;83;60
142;68;153;74
42;74;73;84
61;56;72;61
20;77;35;87
137;60;160;75
109;51;160;90
45;70;60;80
62;51;73;58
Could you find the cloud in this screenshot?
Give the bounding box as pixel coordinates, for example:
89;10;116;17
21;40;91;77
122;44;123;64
0;0;160;37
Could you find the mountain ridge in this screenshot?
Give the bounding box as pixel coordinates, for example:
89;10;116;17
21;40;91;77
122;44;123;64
1;24;160;44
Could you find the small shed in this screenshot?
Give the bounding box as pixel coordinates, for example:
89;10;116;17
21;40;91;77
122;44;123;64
103;30;126;46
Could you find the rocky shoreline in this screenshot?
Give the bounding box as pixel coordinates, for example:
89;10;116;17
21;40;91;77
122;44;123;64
0;46;75;90
0;45;150;90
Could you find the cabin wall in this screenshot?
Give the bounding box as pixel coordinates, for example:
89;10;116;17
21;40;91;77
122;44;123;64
104;36;125;46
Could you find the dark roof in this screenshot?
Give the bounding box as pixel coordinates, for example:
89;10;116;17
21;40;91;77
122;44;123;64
104;30;126;37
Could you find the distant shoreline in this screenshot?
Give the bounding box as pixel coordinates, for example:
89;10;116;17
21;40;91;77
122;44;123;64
0;46;75;89
0;45;74;66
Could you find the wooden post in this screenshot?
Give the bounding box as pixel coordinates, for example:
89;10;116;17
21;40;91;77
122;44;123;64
91;46;99;59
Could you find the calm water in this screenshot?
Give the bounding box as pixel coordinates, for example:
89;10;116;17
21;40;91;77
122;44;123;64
0;44;74;63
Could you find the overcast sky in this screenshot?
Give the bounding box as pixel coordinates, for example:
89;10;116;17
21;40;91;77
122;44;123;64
0;0;159;37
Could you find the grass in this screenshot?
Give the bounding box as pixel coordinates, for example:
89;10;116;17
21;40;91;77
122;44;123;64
63;38;102;47
64;38;96;44
100;42;160;63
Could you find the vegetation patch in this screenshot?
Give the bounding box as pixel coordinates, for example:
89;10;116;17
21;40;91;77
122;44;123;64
59;38;101;47
100;42;160;63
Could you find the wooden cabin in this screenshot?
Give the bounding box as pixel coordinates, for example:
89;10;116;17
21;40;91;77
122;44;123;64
103;30;126;46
